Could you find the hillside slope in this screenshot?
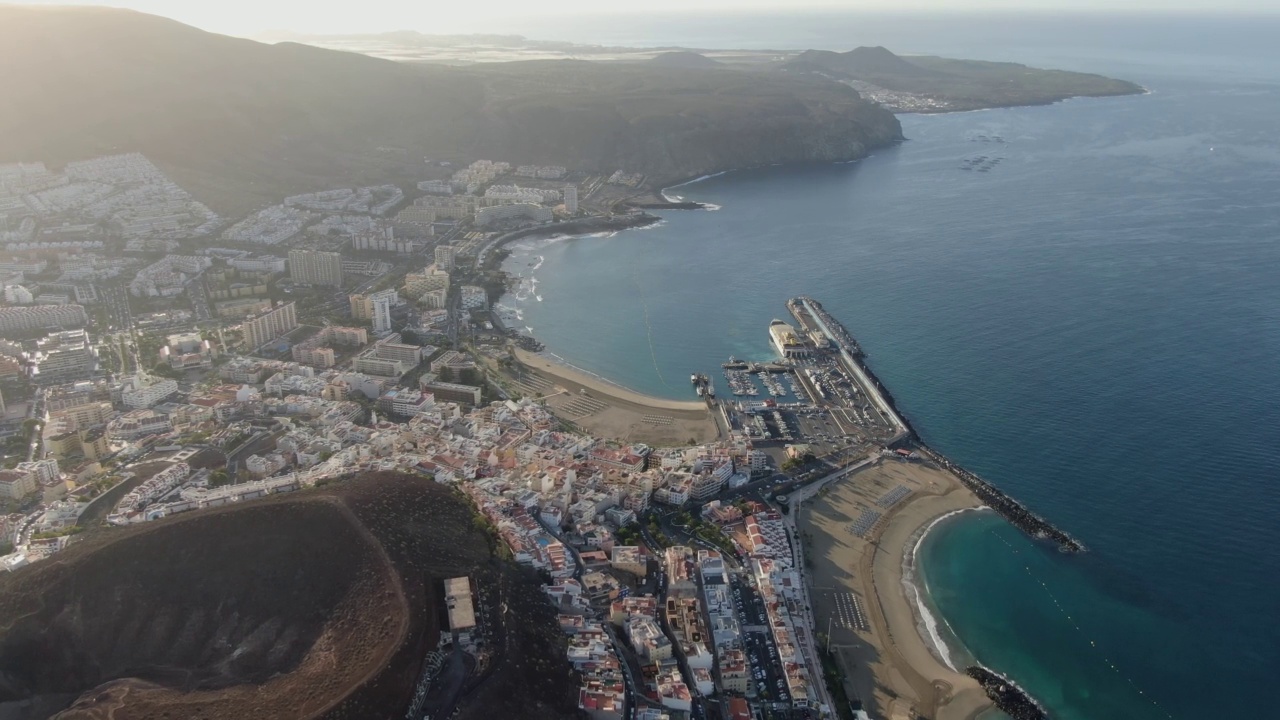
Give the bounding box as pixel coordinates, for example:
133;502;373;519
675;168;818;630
0;6;902;214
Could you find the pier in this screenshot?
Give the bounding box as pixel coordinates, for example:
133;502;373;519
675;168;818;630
790;296;908;440
788;297;1084;554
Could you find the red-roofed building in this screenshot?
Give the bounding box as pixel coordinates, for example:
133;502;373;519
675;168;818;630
727;696;752;720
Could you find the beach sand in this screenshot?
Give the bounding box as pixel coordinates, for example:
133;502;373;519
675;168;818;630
506;348;722;445
798;458;992;720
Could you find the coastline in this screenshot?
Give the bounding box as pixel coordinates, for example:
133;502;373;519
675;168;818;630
905;507;988;672
512;348;706;412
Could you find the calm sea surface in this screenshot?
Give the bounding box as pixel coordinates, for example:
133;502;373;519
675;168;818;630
496;14;1280;719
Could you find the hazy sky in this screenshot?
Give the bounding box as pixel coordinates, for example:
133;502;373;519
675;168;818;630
14;0;1278;36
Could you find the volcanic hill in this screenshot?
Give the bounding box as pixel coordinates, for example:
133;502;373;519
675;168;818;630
0;472;577;720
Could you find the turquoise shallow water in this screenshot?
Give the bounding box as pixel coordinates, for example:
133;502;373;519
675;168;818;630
497;15;1280;720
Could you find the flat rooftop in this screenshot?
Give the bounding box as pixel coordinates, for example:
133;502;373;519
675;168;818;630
445;576;476;631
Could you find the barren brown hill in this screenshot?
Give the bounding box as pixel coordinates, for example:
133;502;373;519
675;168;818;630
0;472;576;720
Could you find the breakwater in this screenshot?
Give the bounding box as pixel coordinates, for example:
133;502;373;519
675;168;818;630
795;296;1084;553
922;447;1085;553
965;666;1048;720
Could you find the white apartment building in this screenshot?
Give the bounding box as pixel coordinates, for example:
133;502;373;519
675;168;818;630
242;301;298;350
0;469;38;500
0;304;88;333
120;375;179;409
288;249;343;287
27;330;96;385
372;292;394;334
564;184;579;214
228;256;287;274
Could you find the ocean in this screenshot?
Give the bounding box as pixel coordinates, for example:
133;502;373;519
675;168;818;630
495;13;1280;720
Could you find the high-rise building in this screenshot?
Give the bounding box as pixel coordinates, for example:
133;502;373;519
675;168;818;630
372;292;394;335
26;330;96;385
434;244;456;271
242;301;298;350
349;293;372;321
564;184;578;214
288;249;343;287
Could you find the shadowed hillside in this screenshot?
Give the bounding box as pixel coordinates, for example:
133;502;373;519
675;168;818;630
0;472;576;720
0;5;902;215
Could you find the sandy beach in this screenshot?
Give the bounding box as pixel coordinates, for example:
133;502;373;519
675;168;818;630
505;348;722;445
798;458;992;720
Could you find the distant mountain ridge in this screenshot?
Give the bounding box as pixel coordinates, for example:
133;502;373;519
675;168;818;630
0;6;902;215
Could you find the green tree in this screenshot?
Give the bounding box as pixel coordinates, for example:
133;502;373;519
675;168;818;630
151;363;183;380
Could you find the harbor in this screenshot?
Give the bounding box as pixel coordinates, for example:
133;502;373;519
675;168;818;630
785;297;1083;553
499;292;1079;720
